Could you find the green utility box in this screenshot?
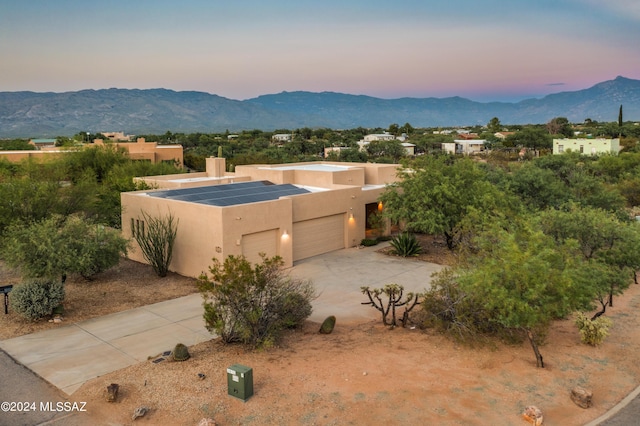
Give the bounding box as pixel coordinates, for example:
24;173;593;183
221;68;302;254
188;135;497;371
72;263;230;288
227;364;254;401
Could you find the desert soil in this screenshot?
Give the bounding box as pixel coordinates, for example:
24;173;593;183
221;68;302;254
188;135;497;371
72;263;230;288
2;238;640;425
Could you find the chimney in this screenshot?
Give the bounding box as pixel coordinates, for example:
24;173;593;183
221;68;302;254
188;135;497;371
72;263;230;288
206;157;226;178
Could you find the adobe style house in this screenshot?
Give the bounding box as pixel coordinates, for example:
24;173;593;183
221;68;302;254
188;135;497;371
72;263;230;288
553;138;620;155
94;138;183;167
121;159;400;277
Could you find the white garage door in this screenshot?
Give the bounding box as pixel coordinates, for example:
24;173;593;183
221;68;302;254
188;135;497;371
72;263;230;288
242;229;277;265
293;214;345;261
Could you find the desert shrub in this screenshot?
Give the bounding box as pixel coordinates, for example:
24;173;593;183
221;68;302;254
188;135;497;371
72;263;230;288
575;312;613;346
361;283;421;328
389;232;422;257
360;238;378;247
1;214;129;280
10;278;65;321
198;254;315;348
419;269;496;341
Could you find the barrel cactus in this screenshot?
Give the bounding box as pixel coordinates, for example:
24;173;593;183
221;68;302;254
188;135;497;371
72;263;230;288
319;315;336;334
171;343;190;361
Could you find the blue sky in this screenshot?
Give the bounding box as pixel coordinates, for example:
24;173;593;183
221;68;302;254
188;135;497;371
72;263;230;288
1;0;639;102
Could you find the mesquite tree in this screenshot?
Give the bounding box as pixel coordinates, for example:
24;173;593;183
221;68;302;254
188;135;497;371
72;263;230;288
361;283;420;328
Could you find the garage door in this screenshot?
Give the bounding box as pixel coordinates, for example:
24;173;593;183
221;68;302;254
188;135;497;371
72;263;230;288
293;214;345;261
242;229;277;265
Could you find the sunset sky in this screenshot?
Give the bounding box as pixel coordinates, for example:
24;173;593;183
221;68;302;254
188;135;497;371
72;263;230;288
1;0;639;102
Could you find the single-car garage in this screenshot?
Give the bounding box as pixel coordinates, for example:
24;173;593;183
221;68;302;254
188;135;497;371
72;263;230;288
242;229;278;265
292;214;345;261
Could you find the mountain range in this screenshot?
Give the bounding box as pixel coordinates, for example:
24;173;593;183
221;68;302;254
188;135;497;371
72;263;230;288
0;76;638;138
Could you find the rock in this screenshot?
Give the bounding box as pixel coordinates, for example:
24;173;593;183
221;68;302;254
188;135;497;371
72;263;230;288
197;418;217;426
522;405;544;426
571;386;593;409
106;383;119;402
53;316;63;323
132;406;149;420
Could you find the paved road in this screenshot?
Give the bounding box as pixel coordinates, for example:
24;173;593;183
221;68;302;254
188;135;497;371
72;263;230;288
0;349;90;426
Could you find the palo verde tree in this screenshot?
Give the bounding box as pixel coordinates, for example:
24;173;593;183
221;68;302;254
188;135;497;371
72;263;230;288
133;210;178;277
198;254;315;348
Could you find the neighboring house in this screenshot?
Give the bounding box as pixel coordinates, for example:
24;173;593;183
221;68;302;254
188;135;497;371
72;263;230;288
94;137;183;166
324;146;351;158
401;142;416;156
122;159;400;277
0;138;184;166
272;134;292;142
363;132;395;143
456;133;479;140
441;140;486;155
101;131;133;141
553;138;620;155
494;132;516;140
29;138;56;149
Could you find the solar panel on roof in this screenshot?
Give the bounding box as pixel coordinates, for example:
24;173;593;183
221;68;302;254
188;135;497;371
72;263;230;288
147;181;309;206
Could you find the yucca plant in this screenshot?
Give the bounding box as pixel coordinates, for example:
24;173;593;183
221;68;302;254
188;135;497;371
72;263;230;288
390;232;422;257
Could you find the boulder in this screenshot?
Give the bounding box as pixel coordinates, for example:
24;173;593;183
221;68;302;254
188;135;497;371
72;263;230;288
522;405;544;426
571;386;593;409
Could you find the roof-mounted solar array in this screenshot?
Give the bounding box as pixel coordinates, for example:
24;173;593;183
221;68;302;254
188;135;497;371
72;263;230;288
147;180;310;206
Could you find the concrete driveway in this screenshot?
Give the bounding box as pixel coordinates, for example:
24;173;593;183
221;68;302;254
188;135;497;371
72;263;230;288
0;243;444;398
292;242;444;324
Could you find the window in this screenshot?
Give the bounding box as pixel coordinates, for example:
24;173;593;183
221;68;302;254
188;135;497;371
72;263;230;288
558;145;564;153
580;145;584;153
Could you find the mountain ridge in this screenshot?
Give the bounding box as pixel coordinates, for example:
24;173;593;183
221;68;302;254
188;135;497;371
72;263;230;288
1;76;638;137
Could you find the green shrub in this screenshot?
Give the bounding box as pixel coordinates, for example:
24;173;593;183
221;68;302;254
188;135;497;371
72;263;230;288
10;279;65;321
389;232;422;257
199;254;315;348
360;238;378;247
575;313;612;346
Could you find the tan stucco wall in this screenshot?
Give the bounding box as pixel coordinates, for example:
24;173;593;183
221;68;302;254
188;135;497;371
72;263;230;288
122;160;401;277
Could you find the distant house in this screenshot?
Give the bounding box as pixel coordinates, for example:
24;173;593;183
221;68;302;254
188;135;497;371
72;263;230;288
401;142;416;156
324;146;351;158
494;132;516;140
101;131;133;141
94;137;183;166
553;138;620;156
442;140;486;155
272;134;292;142
363;132;396;142
29;138;56;150
456;133;479;140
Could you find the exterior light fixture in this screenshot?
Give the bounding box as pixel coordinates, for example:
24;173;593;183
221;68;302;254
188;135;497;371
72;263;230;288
378;201;383;211
282;230;289;238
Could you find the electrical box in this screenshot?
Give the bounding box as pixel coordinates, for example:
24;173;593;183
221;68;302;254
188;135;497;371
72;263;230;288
227;364;253;401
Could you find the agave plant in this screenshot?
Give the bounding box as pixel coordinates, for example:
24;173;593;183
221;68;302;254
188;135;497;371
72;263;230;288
390;232;422;257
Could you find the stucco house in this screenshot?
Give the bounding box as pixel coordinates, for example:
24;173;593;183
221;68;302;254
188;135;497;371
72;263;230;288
122;159;400;277
441;140;486;155
553;138;620;155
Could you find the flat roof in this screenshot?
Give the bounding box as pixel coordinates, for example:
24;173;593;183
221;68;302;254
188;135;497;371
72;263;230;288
147;180;310;206
265;164;353;172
